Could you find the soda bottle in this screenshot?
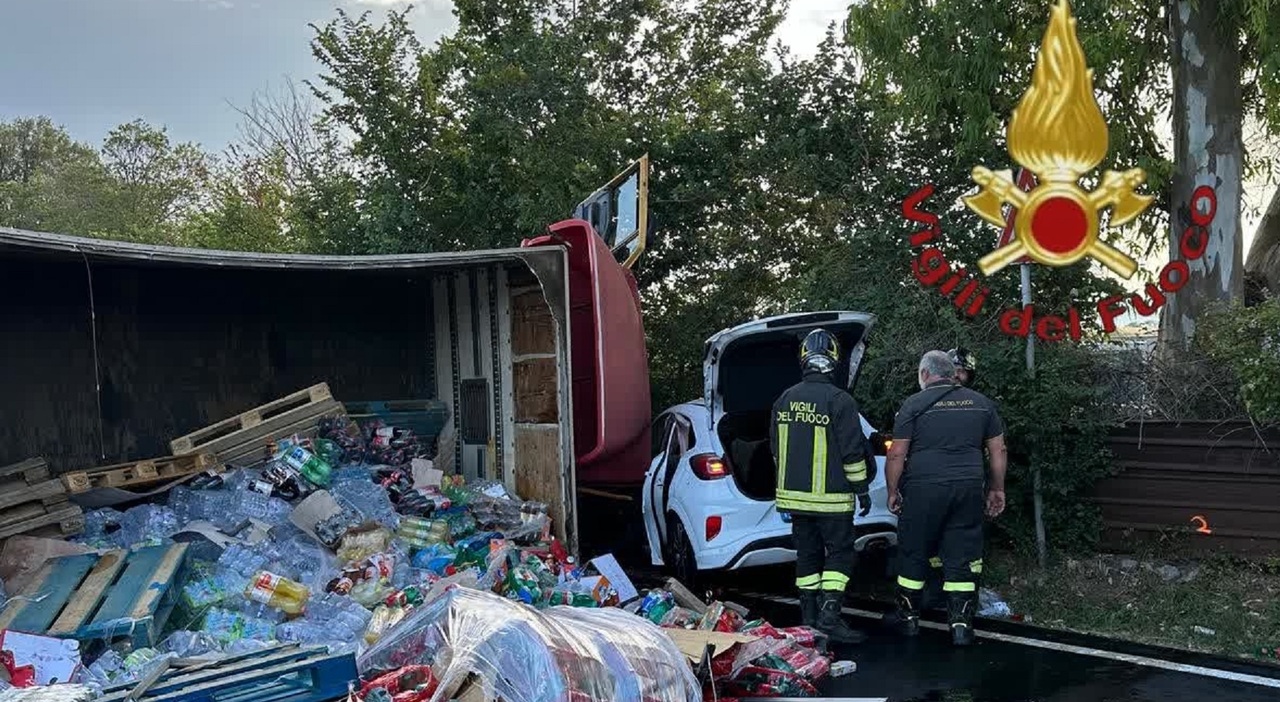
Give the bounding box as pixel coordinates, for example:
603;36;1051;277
244;571;310;615
281;445;332;488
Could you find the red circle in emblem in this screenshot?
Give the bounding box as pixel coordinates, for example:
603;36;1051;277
1029;197;1089;254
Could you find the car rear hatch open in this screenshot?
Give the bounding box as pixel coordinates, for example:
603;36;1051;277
702;311;875;500
703;311;876;426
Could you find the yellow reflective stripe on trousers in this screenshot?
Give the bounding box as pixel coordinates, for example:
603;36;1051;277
812;426;827;496
843;460;866;483
821;571;850;591
897;576;926;590
943;581;977;592
796;573;822;590
776;423;789;487
970;559;983;574
929;557;943;569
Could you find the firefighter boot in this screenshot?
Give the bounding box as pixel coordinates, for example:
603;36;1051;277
799;591;820;628
817;592;866;645
948;590;977;646
894;587;922;637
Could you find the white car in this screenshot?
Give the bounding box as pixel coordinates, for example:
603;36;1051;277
641;311;898;585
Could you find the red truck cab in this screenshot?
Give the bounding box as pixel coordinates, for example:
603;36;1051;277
520;157;653;493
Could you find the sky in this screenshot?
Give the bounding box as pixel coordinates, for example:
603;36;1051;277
0;0;849;151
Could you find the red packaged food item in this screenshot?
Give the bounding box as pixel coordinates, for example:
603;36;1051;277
710;649;738;679
549;538;572;569
360;665;438;699
795;654;832;680
778;625;824;648
714;607;747;632
739;620;784;639
723;665;819;697
774;641;815;670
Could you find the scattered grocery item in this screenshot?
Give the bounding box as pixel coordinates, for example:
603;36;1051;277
0;397;839;702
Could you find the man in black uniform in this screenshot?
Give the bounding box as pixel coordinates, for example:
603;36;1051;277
885;350;1007;646
770;328;873;645
919;347;981;609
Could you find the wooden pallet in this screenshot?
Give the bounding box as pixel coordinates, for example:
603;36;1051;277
0;457;83;540
170;384;339;457
96;643;358;702
0;457;52;485
0;543;188;648
217;402;348;468
0;502;84;540
61;453;220;495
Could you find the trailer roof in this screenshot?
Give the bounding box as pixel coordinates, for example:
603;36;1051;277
0;226;563;271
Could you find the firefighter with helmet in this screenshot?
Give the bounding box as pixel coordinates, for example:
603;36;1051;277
770;328;875;644
949;347;977;387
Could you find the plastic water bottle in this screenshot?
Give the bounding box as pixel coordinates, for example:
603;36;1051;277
282;445;332;488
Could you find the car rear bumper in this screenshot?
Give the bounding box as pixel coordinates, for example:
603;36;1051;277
724;535;795;570
714;526;899;571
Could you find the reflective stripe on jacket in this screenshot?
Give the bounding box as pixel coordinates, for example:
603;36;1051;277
770;372;870;514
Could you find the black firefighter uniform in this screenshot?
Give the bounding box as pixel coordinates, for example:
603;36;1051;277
769;371;873;593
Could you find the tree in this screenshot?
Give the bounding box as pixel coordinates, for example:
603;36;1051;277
0;117;109;234
1159;1;1245;348
304;0;861;412
1157;0;1280;347
181;80;355;254
0;118;208;244
842;0;1164;560
99;120;210;244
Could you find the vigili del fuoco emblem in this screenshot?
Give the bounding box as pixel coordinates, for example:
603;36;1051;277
963;0;1154;279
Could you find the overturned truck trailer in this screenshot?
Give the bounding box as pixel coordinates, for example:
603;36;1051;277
0;228;581;553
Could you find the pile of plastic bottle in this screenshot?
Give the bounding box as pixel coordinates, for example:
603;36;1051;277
68;413;616;696
58;412;844;701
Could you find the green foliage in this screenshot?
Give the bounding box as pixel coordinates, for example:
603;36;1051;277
0;117;208;244
1196;298;1280;423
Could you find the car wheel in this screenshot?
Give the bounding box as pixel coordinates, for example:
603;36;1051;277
665;514;699;588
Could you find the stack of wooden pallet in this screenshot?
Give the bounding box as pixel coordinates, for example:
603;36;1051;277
169;383;346;468
0;458;83;541
61;453;220;496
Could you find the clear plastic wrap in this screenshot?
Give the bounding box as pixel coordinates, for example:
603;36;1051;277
359;588;701;702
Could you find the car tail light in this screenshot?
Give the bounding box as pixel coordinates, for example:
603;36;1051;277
706;516;723;542
691;454;730;479
870;432;893;456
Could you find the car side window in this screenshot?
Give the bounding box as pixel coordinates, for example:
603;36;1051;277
652;414;673;459
673;415;694;452
665;418;684;457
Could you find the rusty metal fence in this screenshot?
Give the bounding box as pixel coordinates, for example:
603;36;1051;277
1095;420;1280;557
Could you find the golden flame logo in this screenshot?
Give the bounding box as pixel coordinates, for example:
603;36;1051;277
964;0;1153;279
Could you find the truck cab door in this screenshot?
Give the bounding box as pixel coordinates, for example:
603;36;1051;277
573;155;650;269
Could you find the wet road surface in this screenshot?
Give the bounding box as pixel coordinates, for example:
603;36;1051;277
738;598;1280;702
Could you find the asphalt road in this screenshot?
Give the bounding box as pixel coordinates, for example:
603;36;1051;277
739;599;1280;702
625;546;1280;702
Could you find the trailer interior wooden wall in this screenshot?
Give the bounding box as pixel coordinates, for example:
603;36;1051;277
0;235;578;552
